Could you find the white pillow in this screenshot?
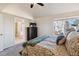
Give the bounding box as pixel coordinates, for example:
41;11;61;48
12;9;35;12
67;31;79;40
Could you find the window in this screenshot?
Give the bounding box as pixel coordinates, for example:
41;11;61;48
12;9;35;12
53;18;79;35
53;20;64;35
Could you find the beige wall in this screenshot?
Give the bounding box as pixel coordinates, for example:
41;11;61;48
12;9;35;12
35;17;54;36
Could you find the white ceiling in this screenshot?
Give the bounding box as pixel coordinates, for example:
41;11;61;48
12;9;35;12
1;3;79;18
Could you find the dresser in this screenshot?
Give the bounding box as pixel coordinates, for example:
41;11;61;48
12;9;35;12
27;23;38;41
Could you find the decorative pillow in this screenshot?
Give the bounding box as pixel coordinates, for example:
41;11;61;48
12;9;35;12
26;35;49;46
66;31;79;55
64;28;75;37
67;31;79;40
56;36;66;45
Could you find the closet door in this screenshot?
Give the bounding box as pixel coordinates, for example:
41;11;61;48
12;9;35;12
0;14;4;51
3;14;15;49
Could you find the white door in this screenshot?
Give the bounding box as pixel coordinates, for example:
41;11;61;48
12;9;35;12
0;13;15;50
0;14;4;51
3;14;15;49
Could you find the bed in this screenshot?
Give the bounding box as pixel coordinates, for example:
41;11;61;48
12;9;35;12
20;36;68;56
20;30;79;56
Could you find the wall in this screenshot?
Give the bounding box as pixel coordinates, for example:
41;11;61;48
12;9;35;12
35;17;54;36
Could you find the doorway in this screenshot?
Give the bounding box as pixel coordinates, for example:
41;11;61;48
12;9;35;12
15;17;26;44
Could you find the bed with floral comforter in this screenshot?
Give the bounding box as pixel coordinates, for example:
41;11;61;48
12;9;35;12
20;31;79;56
20;36;68;56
